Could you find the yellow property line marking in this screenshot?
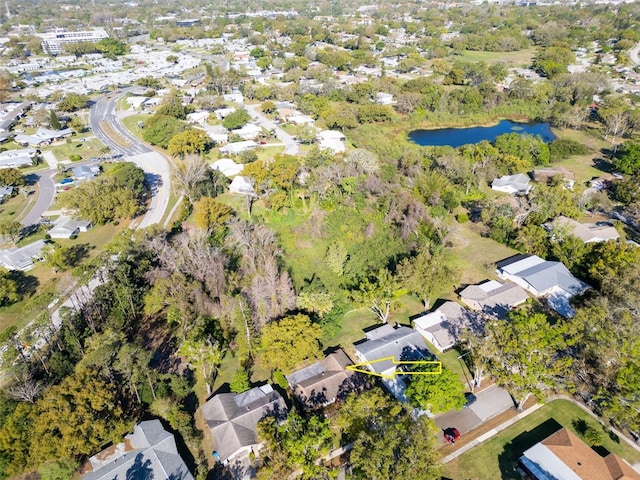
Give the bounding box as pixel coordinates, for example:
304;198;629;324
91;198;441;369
346;356;442;379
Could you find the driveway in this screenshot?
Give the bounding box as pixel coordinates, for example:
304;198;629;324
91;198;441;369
245;103;299;155
434;384;514;443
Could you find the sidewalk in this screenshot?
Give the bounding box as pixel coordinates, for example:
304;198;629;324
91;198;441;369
441;395;640;464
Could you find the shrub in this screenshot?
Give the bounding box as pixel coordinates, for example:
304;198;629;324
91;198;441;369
456;212;469;223
69;154;82;161
273;371;289;390
549;138;588;161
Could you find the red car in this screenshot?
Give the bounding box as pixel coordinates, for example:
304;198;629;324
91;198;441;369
444;428;461;444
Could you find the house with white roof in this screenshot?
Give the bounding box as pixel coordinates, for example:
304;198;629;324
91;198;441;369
211;158;244;177
459;280;530;318
412;301;483;352
228;176;255;195
0;148;38;169
214;107;236;120
223;92;244;104
491;173;532;195
48;216;92;239
232;123;263;140
14;127;74;147
201;384;287;464
496;254;589;317
219;140;258;155
316;130;346;154
81;419;193;480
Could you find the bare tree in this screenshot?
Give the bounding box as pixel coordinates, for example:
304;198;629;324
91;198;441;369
173;154;209;203
7;373;43;403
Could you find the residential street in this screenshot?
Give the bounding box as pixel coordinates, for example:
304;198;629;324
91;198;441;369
434;384;514;444
89;92;171;228
20;168;55;226
245;103;299;155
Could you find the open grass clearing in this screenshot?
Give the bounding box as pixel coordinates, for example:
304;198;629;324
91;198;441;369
451;48;537;67
120;113;151;140
444;399;640;480
0;192;32;224
322;308;380;360
50;137;106;162
451;221;518;287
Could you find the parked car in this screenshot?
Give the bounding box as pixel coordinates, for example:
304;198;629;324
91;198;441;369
444;428;461;444
60;178;73;185
463;392;477;408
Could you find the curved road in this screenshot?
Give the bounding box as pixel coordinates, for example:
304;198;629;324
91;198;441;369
89;93;171;229
20;168;56;226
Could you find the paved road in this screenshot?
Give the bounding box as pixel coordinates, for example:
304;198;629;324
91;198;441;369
245;103;299;155
89;93;171;228
21;169;55;226
434;384;514;444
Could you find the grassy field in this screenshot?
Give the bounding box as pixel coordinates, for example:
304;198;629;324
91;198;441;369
551;127;614;184
451;221;519;287
451;48;537;67
0;192;32;224
120;114;151;140
50;137;106;162
444;399;640;480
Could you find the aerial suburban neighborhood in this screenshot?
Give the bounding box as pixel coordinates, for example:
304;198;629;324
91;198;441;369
1;0;640;479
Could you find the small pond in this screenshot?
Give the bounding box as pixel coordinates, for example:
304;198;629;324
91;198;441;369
408;120;556;148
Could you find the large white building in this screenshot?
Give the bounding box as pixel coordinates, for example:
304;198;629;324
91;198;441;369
39;28;109;55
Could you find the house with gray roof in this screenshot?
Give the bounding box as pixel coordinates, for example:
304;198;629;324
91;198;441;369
354;325;431;401
412;301;484;352
0;239;46;271
491;173;532;195
460;280;530;318
82;419;193;480
71;165;100;181
0;186;13;203
285;349;366;411
201;384;287;464
496;254;589;317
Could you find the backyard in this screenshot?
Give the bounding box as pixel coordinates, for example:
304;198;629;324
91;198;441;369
444;399;640;480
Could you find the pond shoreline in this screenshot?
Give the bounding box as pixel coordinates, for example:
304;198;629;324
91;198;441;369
408;119;556;148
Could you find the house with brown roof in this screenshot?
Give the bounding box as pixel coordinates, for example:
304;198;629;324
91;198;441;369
533;166;575;188
548;216;620;243
459;280;530;318
520;427;640;480
285;349;365;411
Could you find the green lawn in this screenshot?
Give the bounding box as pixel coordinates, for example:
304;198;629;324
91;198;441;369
451;48;536;67
445;399;640;480
322;308;380;358
0;192;32;224
552;128;613;184
452;221;519;286
120;114;151;141
50;137;107;162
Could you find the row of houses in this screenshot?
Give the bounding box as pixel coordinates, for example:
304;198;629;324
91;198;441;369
190;252;593;469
